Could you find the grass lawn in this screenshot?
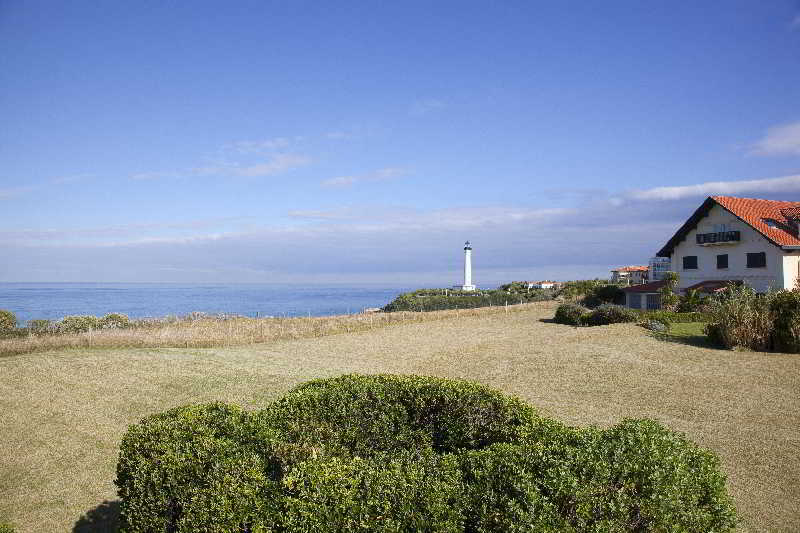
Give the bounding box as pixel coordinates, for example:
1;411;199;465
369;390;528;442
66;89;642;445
1;302;798;532
652;321;716;348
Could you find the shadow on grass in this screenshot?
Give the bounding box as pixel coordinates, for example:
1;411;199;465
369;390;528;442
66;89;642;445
538;318;558;324
652;332;716;349
73;500;120;533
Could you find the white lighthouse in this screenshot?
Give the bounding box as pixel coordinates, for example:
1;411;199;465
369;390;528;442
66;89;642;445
459;241;476;291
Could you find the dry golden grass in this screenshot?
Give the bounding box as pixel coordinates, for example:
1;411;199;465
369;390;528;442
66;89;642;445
1;301;798;532
0;304;534;357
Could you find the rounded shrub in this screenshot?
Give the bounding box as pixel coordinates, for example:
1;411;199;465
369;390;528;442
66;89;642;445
56;315;100;334
553;303;589;325
0;310;17;333
116;374;737;532
100;313;130;329
584;303;638;326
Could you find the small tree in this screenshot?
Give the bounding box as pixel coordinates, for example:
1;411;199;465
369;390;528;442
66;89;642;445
659;272;679;311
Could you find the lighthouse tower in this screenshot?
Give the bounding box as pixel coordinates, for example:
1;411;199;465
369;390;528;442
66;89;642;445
460;241;476;291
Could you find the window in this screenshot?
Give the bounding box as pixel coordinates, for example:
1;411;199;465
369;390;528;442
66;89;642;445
628;293;641;309
683;256;698;270
746;252;766;268
646;293;661;310
717;254;728;269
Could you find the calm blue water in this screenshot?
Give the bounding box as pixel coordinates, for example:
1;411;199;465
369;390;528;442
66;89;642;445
0;283;416;325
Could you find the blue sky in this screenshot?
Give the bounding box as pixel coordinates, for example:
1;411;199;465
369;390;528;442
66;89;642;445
1;1;800;284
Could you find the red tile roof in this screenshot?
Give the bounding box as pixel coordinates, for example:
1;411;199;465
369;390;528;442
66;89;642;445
621;280;666;293
612;265;649;272
658;196;800;257
712;196;800;247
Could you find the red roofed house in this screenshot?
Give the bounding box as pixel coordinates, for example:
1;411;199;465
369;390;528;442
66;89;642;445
655;196;800;294
610;265;649;285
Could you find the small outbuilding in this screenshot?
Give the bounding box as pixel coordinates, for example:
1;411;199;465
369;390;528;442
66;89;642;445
622;280;666;310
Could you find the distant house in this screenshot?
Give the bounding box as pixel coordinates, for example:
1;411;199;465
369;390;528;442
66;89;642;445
656;196;800;293
526;280;559;290
610;265;649;285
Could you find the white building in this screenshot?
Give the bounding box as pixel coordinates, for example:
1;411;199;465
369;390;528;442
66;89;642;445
610;265;649;285
656;196;800;294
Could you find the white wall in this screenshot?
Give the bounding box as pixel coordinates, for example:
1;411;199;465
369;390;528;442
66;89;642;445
782;255;800;290
669;204;791;292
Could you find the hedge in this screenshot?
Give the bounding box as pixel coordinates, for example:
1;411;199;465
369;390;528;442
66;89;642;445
116;374;737;532
637;310;713;324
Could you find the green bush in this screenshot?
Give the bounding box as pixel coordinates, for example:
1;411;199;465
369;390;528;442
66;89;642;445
282;450;465;532
770;290;800;353
258;374;560;458
459;420;736;532
116;374;737;532
100;313;131;329
0;521;14;533
553;303;589;325
638;310;712;324
0;310;17;333
56;315;101;334
584;304;638;326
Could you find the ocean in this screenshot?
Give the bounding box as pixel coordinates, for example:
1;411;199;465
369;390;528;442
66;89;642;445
0;283;417;325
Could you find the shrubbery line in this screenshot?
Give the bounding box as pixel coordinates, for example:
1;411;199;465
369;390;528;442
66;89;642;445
383;287;554;312
0;302;547;357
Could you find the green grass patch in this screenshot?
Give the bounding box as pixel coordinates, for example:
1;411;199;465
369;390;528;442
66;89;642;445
652;322;714;348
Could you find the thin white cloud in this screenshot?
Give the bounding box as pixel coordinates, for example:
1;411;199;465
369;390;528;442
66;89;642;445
326;131;353;140
322;167;406;188
626;174;800;201
141;154;311;181
230;137;301;154
0;174;93;199
233;154;311;177
750;121;800;156
0;185;36;199
130;171;180;181
410;99;445;116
